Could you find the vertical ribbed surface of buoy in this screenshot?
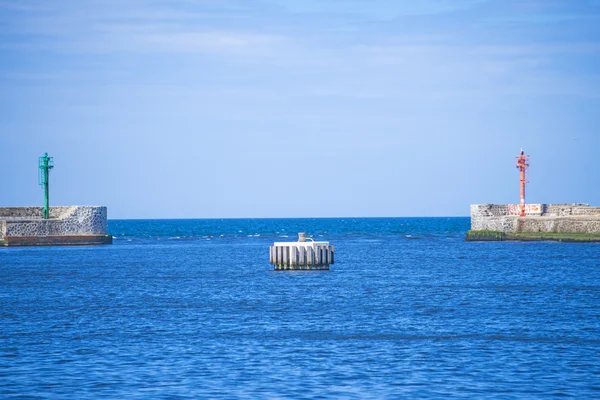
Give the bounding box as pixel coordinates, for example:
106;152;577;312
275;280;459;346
269;232;334;270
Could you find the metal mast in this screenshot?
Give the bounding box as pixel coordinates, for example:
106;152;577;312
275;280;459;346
38;153;54;219
515;149;529;217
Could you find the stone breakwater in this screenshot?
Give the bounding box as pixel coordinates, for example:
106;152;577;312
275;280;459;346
0;206;111;246
468;203;600;241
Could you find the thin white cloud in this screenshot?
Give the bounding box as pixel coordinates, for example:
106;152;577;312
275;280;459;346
1;0;599;102
0;0;286;56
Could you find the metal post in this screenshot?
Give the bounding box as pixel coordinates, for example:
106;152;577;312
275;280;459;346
38;153;54;219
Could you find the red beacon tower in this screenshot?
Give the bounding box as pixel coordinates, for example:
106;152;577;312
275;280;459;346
516;149;530;217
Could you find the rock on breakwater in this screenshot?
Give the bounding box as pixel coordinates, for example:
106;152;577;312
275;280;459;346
0;206;111;246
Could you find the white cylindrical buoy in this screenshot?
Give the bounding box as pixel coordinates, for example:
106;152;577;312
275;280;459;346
269;232;334;270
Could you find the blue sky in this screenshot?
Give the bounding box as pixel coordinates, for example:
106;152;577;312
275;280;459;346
1;0;599;218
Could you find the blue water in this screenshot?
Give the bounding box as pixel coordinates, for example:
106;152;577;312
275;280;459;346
1;218;599;398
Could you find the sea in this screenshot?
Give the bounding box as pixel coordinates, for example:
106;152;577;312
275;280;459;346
1;217;599;399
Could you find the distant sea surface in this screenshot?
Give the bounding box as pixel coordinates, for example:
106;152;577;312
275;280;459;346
1;218;599;398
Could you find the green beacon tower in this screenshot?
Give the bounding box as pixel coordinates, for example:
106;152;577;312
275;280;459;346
38;153;54;219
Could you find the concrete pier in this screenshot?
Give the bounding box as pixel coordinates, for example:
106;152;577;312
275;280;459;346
270;233;334;270
0;206;112;247
467;203;600;242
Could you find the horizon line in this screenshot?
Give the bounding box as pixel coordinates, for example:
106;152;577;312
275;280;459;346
108;215;471;221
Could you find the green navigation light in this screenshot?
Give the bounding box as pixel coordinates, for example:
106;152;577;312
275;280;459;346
38;153;54;219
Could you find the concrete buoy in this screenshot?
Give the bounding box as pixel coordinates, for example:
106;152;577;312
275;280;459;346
270;232;334;270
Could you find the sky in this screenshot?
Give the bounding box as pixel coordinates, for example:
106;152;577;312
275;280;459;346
1;0;599;219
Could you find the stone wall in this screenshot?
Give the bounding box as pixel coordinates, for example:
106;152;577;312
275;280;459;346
0;206;78;219
0;206;107;239
544;204;600;217
516;217;600;234
471;204;600;234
